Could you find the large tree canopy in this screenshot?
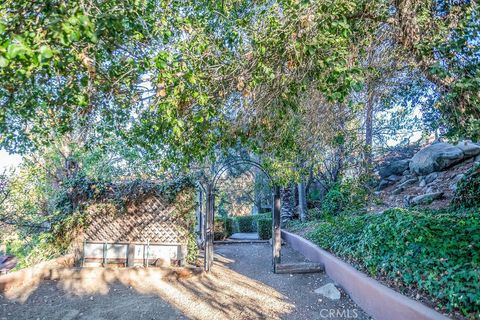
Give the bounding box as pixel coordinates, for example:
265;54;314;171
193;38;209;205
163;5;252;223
0;0;477;170
0;0;230;163
1;3;479;317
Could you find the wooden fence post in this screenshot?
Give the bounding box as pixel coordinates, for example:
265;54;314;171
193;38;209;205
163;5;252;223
204;184;215;272
103;242;107;267
127;244;135;267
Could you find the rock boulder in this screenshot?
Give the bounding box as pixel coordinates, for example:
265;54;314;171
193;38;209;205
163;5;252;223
378;160;410;178
456;141;480;157
410;143;464;175
409;192;444;206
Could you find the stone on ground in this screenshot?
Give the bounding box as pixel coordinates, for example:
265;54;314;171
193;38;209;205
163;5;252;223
314;283;341;300
392;178;418;194
410;192;444;206
378;175;401;190
424;172;440;185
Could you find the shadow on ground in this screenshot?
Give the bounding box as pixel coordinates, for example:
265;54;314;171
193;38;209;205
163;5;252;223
1;252;293;320
1;243;369;320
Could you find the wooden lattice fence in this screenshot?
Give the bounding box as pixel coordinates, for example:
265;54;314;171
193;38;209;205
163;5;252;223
81;194;192;267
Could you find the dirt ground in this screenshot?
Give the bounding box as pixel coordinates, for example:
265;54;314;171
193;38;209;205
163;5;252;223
1;243;370;320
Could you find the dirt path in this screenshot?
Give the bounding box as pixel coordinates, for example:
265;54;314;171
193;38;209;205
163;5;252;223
215;243;370;320
228;232;259;240
1;243;370;320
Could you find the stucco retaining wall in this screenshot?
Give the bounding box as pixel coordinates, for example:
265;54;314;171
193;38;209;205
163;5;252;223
281;230;449;320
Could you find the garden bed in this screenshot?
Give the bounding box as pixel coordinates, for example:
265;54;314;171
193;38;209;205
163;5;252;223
286;208;480;320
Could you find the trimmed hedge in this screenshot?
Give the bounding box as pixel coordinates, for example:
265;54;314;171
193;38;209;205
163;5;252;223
213;218;226;240
213;217;235;240
236;216;255;232
252;213;270;230
302;208;480;317
233;213;271;233
257;218;272;240
224;217;235;236
213;215;268;239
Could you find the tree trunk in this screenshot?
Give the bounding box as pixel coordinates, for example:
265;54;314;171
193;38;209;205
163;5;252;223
364;39;375;173
332;103;347;183
280;186;294;227
298;181;307;222
365;88;374;169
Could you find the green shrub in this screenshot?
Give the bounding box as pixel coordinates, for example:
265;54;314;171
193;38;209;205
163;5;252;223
6;232;64;271
232;214;271;233
308;207;323;220
305;208;480;317
186;232;199;264
321;183;347;215
321;180;369;216
213;217;236;240
213;232;224;241
232;219;240;233
252;213;269;228
235;216;255;232
307;188;322;208
452;163;480;208
224;217;235;237
213;217;228;240
257;218;272;240
5;212;86;270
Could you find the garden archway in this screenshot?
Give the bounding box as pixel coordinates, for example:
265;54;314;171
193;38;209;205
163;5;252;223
196;158;282;272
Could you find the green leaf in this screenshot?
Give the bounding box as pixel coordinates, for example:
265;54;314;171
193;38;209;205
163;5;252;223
0;56;8;67
7;42;28;59
39;45;53;60
68;31;81;42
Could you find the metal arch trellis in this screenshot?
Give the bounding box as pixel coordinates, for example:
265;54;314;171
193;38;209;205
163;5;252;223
211;159;273;187
196;158;282;273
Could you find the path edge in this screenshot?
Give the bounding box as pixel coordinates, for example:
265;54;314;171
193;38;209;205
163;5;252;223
0;255;74;292
281;230;450;320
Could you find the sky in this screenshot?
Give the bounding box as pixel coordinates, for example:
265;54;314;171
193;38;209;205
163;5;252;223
0;150;22;171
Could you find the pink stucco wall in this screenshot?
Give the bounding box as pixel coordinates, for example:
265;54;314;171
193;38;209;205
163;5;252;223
282;231;450;320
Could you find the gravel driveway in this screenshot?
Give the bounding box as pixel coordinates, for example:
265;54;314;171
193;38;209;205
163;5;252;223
1;243;369;320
